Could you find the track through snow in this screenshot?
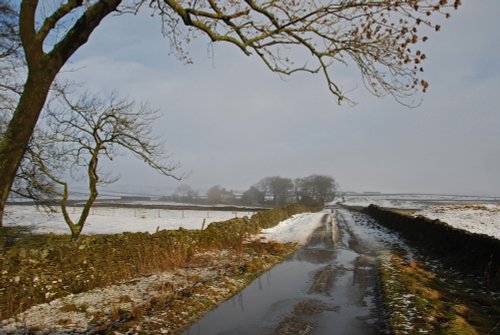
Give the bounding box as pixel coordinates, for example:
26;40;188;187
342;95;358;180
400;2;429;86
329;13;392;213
183;208;391;335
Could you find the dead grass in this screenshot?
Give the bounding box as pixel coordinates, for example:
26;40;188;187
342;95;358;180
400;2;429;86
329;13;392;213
104;240;298;334
379;253;500;335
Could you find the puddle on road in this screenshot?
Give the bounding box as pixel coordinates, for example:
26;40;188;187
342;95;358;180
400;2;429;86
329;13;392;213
183;211;386;335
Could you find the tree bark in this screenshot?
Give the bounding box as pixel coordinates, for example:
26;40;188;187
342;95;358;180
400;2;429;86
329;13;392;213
0;71;54;226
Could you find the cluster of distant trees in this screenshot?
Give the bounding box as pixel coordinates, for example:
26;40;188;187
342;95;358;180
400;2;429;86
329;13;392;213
168;175;337;207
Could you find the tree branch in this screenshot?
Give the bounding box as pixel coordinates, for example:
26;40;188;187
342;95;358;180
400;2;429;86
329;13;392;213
47;0;122;71
36;0;81;44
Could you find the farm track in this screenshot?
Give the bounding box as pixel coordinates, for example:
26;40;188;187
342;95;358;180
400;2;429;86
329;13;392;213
183;210;388;335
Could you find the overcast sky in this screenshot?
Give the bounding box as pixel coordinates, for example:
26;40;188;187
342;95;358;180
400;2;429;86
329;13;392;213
61;1;500;196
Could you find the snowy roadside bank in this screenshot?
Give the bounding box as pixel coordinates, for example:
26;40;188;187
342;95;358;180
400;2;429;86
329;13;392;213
1;208;325;334
258;211;330;245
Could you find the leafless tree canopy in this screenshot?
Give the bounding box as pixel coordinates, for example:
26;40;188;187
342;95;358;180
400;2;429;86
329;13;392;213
255;176;294;205
27;0;460;104
46;90;179;178
0;0;22;122
27;89;180;240
137;0;461;104
0;0;19;59
296;175;337;205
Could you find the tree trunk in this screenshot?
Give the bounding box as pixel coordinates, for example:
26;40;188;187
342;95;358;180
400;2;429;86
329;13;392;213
0;72;54;226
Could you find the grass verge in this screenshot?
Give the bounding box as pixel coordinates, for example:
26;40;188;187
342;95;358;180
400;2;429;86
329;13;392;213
108;239;299;334
1;239;298;334
379;252;500;335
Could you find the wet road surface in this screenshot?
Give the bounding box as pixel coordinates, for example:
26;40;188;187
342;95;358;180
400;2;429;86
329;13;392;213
183;208;388;335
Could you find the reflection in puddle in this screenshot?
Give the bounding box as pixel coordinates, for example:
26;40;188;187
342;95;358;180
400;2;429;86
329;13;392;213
183;211;388;335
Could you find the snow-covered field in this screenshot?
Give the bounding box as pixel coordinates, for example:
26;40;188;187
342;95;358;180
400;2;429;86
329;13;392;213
259;211;327;245
3;205;255;234
332;194;420;209
333;193;500;210
414;204;500;240
331;193;500;240
93;199;265;209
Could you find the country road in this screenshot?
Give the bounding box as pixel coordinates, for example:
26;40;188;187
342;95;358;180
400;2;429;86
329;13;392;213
183;208;391;335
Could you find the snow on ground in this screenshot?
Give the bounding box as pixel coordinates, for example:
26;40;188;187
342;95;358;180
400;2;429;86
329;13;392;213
3;205;255;234
1;270;186;333
93;200;266;209
259;211;327;245
0;250;247;334
331;193;500;210
334;196;425;209
414;204;500;239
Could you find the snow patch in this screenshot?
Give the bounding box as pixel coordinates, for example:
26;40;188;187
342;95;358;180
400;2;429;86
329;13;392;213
259;211;326;245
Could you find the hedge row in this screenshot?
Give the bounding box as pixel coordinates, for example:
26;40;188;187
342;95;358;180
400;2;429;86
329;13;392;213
0;204;309;320
364;205;500;288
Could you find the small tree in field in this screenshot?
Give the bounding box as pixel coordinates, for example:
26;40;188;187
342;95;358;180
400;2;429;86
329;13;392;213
32;90;180;240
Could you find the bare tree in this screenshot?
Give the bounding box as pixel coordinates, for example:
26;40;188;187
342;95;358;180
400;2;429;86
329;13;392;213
296;175;337;206
0;1;42;204
173;183;197;202
0;0;19;59
31;90;180;240
0;0;461;225
241;186;265;206
256;176;293;206
10;136;59;204
0;0;22;130
206;185;223;204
